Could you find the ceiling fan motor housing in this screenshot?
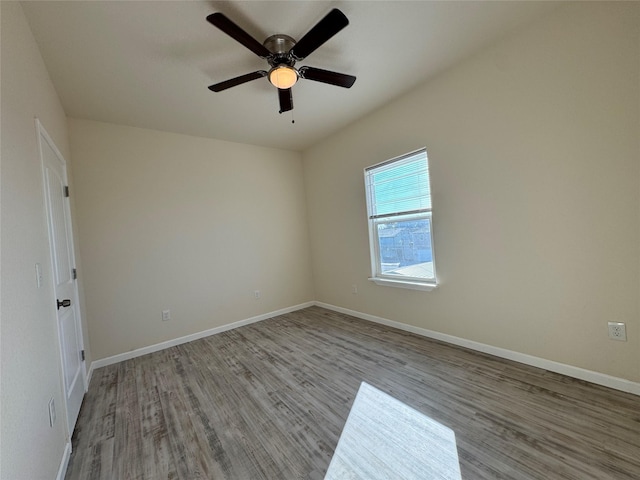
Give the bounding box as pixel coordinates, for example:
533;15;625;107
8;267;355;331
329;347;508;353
264;34;297;67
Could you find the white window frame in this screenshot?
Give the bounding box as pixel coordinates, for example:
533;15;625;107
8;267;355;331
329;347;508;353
364;148;437;291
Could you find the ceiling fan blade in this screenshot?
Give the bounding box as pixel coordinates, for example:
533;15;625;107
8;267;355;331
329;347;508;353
278;88;293;113
208;71;267;92
207;12;271;59
299;67;356;88
290;9;349;60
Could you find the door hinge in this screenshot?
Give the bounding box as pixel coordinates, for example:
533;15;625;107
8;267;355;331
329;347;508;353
72;268;77;280
64;185;69;197
81;350;85;361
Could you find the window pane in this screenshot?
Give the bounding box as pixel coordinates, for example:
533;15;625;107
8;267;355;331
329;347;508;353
376;218;434;279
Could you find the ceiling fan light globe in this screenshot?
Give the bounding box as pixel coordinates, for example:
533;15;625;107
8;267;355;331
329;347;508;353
269;66;298;90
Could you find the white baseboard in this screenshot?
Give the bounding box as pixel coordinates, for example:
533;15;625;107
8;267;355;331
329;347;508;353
86;362;93;388
315;302;640;396
56;441;71;480
89;302;315;372
86;299;639;396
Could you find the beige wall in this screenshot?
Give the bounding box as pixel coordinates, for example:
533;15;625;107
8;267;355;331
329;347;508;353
0;2;89;478
68;119;314;360
303;2;640;382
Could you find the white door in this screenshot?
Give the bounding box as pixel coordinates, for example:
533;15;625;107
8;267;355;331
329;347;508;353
38;120;87;436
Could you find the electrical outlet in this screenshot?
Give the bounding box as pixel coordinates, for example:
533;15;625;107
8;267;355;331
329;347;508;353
48;398;56;427
162;309;171;321
608;322;627;341
254;290;261;299
352;284;358;294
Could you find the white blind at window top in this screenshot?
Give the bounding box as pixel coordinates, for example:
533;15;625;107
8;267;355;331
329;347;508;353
365;149;431;219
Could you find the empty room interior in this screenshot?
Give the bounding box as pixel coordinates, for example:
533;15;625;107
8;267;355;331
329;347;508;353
2;1;639;479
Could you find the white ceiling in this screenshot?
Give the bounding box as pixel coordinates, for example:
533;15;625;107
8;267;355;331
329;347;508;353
21;1;559;152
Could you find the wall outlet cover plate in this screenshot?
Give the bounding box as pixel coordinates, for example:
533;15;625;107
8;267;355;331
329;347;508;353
607;322;627;341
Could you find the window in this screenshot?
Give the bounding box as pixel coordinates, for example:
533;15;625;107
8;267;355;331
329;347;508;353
364;148;437;290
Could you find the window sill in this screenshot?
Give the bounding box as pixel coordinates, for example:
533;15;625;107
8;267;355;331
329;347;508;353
368;277;438;291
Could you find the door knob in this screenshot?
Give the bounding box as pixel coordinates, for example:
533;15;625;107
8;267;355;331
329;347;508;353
57;299;71;310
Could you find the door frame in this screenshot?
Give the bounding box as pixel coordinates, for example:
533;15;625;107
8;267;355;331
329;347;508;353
36;117;88;438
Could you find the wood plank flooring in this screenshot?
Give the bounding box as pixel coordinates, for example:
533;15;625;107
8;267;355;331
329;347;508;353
66;306;640;479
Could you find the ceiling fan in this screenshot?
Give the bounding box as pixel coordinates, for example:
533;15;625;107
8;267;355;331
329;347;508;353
206;9;356;114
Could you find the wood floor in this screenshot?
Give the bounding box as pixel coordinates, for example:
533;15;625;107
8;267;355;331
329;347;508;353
66;306;640;479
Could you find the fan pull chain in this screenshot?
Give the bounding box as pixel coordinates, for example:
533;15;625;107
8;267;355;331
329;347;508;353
291;111;295;124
